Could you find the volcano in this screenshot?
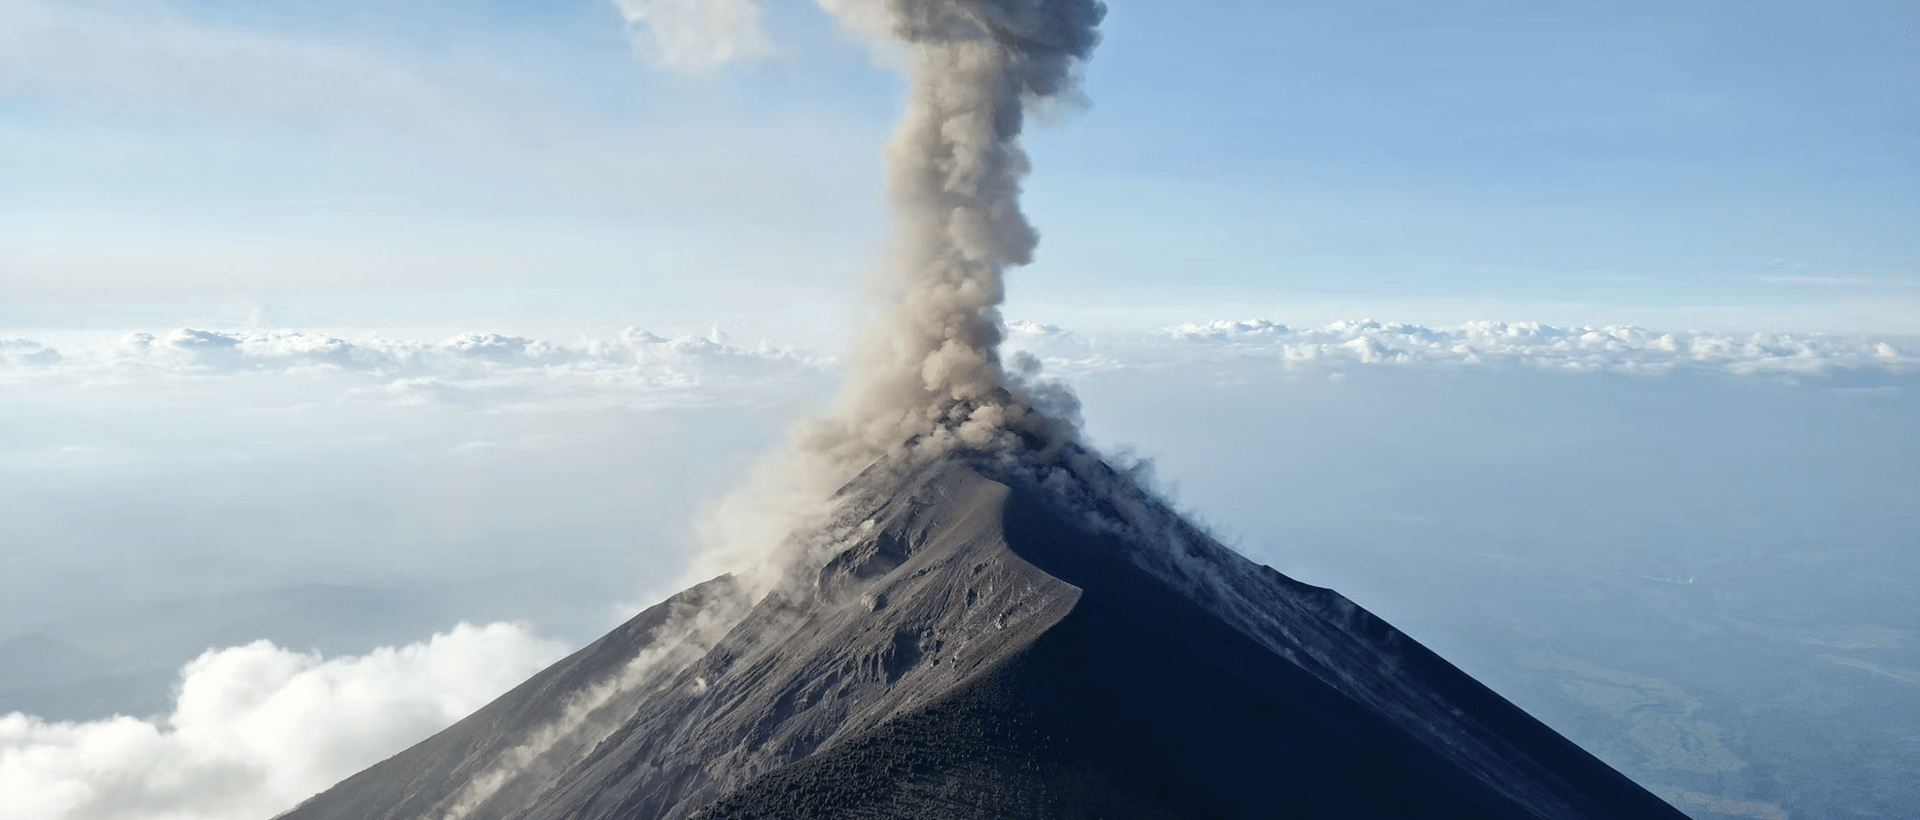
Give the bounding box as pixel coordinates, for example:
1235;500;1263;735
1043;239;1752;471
277;449;1687;820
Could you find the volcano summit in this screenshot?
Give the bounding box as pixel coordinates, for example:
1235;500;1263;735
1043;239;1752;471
279;447;1687;820
282;2;1688;817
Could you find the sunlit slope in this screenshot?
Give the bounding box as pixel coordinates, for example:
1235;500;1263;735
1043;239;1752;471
280;454;1687;820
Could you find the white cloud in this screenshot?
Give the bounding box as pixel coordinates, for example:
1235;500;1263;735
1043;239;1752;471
1002;318;1918;380
0;327;836;411
0;338;62;367
5;320;1912;411
0;622;567;820
608;0;908;72
613;0;776;71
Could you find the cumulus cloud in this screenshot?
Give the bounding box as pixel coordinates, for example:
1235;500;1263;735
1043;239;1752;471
5;320;1913;407
0;326;839;411
0;338;62;367
103;326;825;375
996;318;1919;380
0;622;566;820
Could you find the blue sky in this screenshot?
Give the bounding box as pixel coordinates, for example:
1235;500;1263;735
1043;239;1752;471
2;4;1917;817
3;0;1915;338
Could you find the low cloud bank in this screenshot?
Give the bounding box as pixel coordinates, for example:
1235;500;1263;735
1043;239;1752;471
0;622;566;820
112;326;827;377
2;319;1911;820
1;320;1912;413
1007;318;1916;379
0;327;833;411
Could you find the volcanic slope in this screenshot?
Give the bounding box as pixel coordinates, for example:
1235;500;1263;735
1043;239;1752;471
278;451;1688;820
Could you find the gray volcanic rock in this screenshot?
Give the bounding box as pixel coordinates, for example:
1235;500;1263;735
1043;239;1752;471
278;451;1688;820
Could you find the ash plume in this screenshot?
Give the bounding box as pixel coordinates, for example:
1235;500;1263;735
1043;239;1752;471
615;0;1106;478
805;0;1105;474
683;0;1108;593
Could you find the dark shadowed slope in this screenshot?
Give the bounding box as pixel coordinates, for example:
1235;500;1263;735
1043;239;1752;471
279;452;1688;820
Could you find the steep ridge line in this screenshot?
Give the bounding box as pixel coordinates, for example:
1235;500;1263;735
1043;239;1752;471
278;451;1690;820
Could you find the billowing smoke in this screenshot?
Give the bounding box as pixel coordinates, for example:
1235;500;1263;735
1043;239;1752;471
612;0;1102;476
667;0;1107;593
802;0;1104;473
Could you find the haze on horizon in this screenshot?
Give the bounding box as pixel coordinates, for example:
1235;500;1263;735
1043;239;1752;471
2;2;1916;820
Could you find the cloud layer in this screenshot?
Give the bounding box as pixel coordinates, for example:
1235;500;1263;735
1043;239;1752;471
111;326;826;376
1;327;833;413
6;318;1910;398
3;319;1912;820
1005;318;1916;380
0;622;566;820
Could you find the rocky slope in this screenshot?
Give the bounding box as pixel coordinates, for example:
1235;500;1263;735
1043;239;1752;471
278;451;1687;820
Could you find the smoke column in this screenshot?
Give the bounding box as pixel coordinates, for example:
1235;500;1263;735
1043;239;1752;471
622;0;1109;600
628;0;1111;616
804;0;1105;471
684;0;1107;589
